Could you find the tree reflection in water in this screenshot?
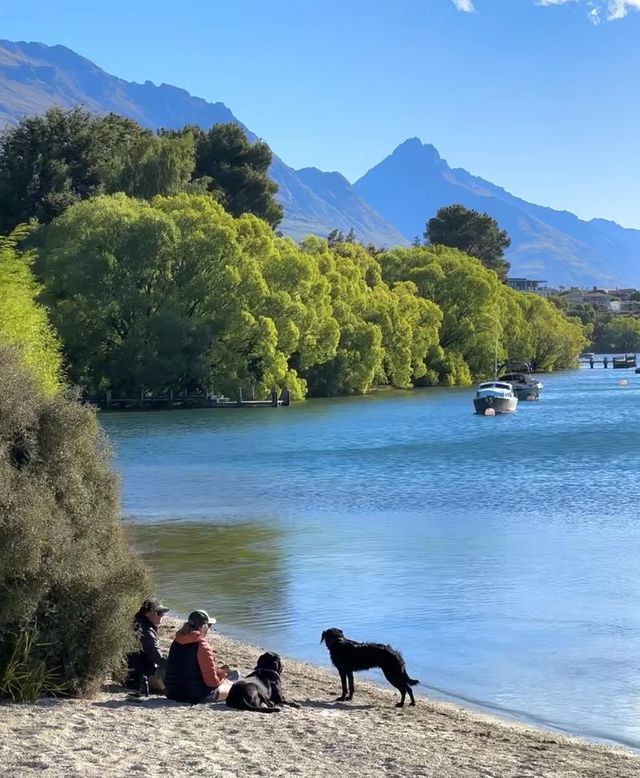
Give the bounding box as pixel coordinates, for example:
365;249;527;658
127;521;287;638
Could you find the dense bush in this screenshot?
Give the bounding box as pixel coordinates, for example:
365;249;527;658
0;345;151;699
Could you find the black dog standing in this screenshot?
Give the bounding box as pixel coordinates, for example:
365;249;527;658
226;652;300;713
321;628;419;707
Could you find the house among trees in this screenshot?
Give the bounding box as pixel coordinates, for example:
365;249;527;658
506;278;548;293
562;289;616;311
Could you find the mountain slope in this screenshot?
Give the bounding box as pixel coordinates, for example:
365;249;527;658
0;39;405;247
354;138;640;287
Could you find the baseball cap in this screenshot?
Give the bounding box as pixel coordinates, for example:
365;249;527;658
141;598;170;615
188;609;216;628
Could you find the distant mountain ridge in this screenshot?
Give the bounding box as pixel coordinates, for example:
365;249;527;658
354;138;640;287
0;39;406;248
1;39;640;286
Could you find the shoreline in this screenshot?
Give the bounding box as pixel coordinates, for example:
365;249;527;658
1;619;638;778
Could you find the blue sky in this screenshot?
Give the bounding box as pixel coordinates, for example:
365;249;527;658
1;0;639;227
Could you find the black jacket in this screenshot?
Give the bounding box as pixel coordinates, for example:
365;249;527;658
126;615;165;690
164;632;218;704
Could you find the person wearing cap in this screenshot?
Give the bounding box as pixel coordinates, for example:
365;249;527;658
164;609;233;704
126;598;170;693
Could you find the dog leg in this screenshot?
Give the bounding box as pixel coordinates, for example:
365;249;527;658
336;671;348;701
346;671;355;701
406;683;416;706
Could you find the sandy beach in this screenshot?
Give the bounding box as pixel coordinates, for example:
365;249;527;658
1;620;638;778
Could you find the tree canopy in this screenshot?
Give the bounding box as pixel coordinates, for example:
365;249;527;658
190;124;283;227
0;228;61;394
34;193;586;399
0;108;282;235
599;317;640;352
424;204;511;282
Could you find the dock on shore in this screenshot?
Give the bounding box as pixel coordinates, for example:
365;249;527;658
580;354;637;368
86;387;290;411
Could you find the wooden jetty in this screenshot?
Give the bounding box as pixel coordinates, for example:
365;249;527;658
612;354;637;369
579;353;637;368
86;387;290;411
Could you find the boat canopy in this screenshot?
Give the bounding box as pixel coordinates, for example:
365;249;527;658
478;381;513;391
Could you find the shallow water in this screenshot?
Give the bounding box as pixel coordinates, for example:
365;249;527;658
102;363;640;748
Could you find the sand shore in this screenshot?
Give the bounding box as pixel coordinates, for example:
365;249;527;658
1;620;638;778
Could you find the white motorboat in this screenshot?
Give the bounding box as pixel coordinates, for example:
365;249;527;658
473;381;518;415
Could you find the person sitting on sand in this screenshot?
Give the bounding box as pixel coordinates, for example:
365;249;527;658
164;609;234;704
126;598;170;693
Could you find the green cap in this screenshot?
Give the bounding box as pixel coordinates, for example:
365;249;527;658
188;609;216;627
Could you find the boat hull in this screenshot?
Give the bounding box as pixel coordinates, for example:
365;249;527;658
473;396;518;414
498;371;543;402
512;384;541;401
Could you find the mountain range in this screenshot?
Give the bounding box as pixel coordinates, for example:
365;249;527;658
1;38;639;288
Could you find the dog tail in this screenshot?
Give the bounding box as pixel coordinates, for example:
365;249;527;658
404;673;420;686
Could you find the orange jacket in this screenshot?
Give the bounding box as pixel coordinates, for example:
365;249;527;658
172;630;227;688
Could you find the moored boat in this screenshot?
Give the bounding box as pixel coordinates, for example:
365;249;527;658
498;363;544;401
473;381;518;415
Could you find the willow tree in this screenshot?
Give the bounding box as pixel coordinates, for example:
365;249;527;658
37;194;337;398
379;245;501;384
235;215;340;393
0;229;61;395
298;237;384;394
297;239;442;394
517;294;588;370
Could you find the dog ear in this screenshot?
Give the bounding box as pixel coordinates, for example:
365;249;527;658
320;630;327;644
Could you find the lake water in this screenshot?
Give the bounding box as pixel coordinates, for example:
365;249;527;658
102;363;640;749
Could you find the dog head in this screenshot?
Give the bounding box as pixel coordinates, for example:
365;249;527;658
320;628;344;648
255;651;283;674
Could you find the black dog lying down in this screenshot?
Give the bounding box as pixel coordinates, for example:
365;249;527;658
226;652;300;713
321;628;419;707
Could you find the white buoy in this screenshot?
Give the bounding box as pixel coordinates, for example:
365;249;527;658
484;407;496;416
619;379;628;387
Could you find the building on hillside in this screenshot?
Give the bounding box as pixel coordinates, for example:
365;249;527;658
562;290;616;311
603;288;639;301
536;286;561;298
608;299;640;314
506;278;548;293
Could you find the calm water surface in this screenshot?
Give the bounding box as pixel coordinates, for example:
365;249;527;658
102;364;640;748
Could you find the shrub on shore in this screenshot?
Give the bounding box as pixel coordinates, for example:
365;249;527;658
0;344;151;699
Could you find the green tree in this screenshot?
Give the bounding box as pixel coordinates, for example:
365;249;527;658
0;107;107;234
517;294;588;370
425;204;511;281
104;130;196;200
298;239;441;394
37;193;240;394
380;245;501;383
0;228;61;394
191;124;283;227
0;110;283;236
37;194;331;398
601;317;640;352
